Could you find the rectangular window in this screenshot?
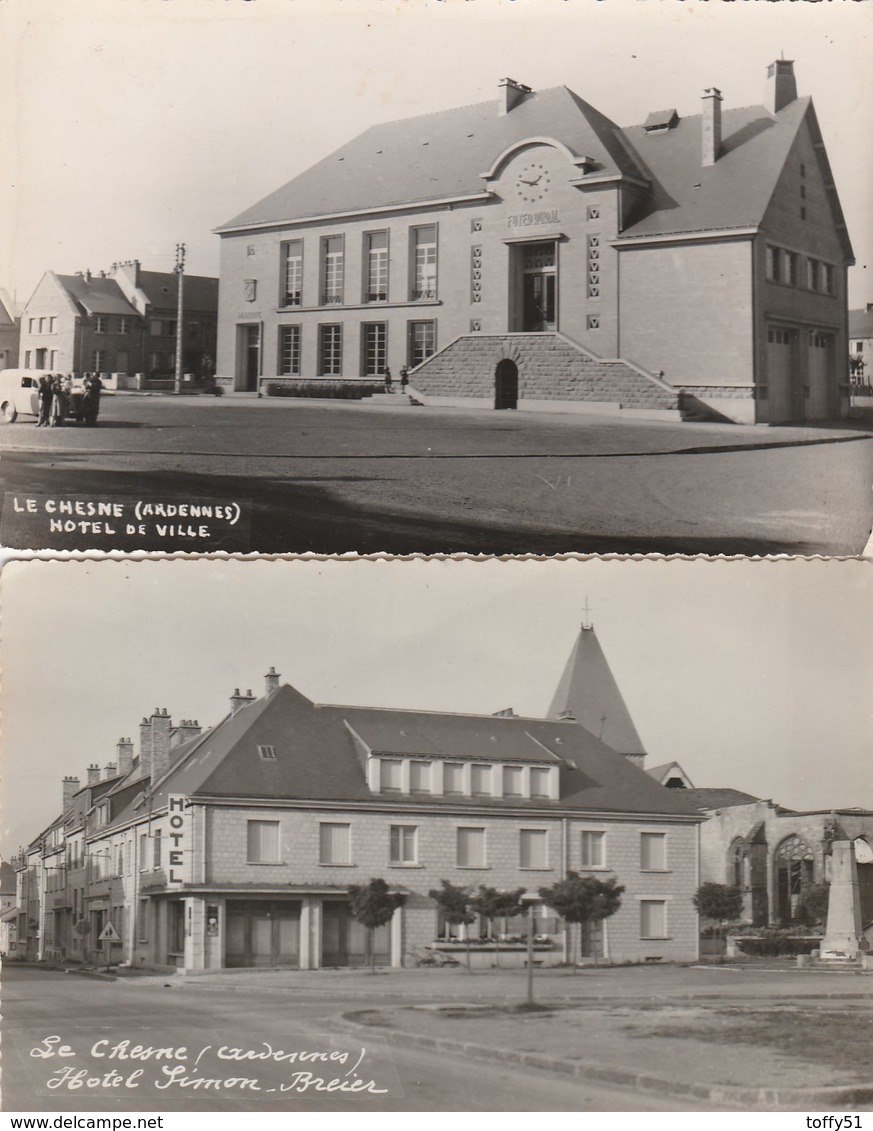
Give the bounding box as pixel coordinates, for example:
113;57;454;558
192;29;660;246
381;758;402;792
443;762;464;795
23;350;31;368
150;319;163;337
530;767;551;799
641;832;667;871
783;251;798;287
520;829;547;869
807;259;820;291
29;318;36;333
823;263;834;295
321;235;344;305
389;825;417;865
278;325;301;375
170;901;185;953
94;316;106;334
257;744;277;760
138;898;149;942
640;899;668;939
411;225;437;300
581;830;605;868
152;829;162;869
282;239;303;306
92;350;105;372
409;760;431;793
503;766;524;797
247;820;280;862
457;826;486;868
118;317;129;334
364;231;388;302
408;320;436;368
48;316;56;333
362;323;387;376
318;324;342;375
470;764;491;796
319;822;351;865
766;246;781;281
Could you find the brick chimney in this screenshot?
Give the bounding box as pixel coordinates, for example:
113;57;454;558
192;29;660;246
116;737;134;777
498;77;532;117
103;763;117;781
150;708;172;783
766;59;797;114
62;776;80;809
84;269;92;283
701;87;723;167
264;666;280;695
230;688;256;714
86;764;100;786
171;719;202;748
139;716;153;780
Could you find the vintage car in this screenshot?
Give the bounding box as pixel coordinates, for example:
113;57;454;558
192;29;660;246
0;369;42;422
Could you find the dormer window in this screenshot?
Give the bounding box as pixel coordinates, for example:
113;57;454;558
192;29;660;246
470;764;492;797
443;762;464;795
530;766;552;800
503;766;524;797
381;758;402;792
643;109;679;133
257;744;277;760
409;760;431;793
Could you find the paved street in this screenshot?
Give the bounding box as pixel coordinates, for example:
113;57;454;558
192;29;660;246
3;966;704;1113
1;394;872;554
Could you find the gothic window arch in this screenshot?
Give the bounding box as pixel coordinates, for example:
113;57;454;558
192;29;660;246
728;838;746;889
773;834;815;924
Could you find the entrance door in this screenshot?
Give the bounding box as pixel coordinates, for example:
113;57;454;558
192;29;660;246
766;326;796;423
521;243;556;332
116;350;129;375
806;331;833;420
238;324;261;391
494;359;519;410
321;901;390;967
225;900;301;967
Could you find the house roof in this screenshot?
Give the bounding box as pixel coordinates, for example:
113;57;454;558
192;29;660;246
0;860;16;894
684;787;762;810
57;275;140;318
547;625;646;757
218;85;646;232
647;761;695;788
134;271;219;313
107;681;701;822
849;308;873;339
0;290;22;325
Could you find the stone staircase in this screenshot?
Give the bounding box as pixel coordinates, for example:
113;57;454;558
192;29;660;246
408;333;680;415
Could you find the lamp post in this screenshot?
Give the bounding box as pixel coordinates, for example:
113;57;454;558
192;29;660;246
174;243;185;395
521;891;538;1007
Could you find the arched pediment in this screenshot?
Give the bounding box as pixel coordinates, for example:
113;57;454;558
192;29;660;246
480;137;596;182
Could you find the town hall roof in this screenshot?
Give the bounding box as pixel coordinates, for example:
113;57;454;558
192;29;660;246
56;273;139;318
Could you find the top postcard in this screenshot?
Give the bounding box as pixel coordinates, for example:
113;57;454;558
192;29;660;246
1;0;872;556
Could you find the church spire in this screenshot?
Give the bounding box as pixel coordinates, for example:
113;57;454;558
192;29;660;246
546;619;646;765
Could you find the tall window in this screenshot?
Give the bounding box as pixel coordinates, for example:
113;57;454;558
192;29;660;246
318;324;342;375
640;832;667;871
170;901;186;953
118;317;129;334
389;825;417;865
411;225;437;300
457;826;486;868
640;899;667;939
470;764;491;796
362;323;387;376
408;321;436;368
321;235;344;305
247;820;280;863
520;829;547;869
581;830;605;868
443;762;464;795
503;766;524;797
784;251;798;286
529;767;551;799
152;829;162;869
282;239;303;306
381;758;402;792
409;760;431;793
279;325;301;375
364;231;388;302
766;246;781;281
95;316;107;334
319;822;351;864
92;350;106;372
807;259;821;291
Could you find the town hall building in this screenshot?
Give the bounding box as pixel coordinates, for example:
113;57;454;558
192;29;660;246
215;60;853;424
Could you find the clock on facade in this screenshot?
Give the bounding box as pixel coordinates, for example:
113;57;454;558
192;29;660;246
515;161;552;204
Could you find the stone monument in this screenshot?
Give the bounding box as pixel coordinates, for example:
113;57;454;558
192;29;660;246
819;839;863;961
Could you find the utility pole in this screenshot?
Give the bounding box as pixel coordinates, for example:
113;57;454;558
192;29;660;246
174;243;185;395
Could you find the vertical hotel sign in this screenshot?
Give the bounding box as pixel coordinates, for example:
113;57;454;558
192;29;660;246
166;795;191;886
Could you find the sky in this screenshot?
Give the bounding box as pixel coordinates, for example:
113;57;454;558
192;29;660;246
0;0;871;308
2;555;871;858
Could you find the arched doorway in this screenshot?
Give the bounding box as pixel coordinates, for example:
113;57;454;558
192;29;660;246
495;359;518;410
773;834;815;925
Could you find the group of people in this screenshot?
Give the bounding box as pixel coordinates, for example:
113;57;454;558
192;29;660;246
36;372;103;427
382;366;410;394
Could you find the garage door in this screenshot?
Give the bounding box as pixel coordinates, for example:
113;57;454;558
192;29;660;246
766;327;796;423
806;332;833;421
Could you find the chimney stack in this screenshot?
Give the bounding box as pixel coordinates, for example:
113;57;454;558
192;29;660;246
171;719;202;748
766;59;797;115
103;763;117;781
140;716;153;780
62;776;80;810
498;77;532;117
86;764;100;787
701;87;723;167
150;708;172;783
116;737;134;777
230;688;256;714
265;666;280;695
84;269;92;284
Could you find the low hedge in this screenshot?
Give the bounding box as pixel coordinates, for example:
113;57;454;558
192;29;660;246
734;934;822;957
265;381;383;400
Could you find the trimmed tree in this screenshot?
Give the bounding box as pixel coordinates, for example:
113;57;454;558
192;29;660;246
692;882;743;938
348;878;405;973
470;885;526;967
429;880;476;972
539;872;624;969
